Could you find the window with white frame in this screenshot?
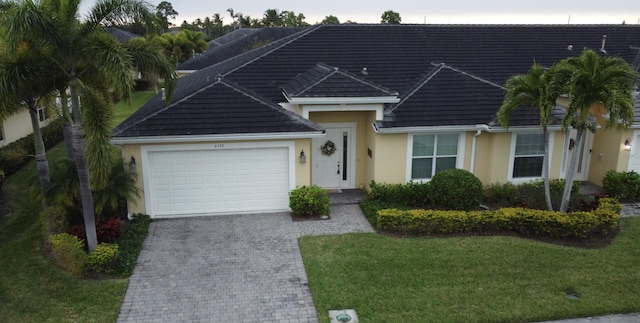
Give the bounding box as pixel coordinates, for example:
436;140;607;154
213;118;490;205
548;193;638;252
512;133;545;178
411;134;459;179
37;107;48;122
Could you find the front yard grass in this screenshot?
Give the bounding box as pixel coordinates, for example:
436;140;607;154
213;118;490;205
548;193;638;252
300;217;640;322
0;90;154;322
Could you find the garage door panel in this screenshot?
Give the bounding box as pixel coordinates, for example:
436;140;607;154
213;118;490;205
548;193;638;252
147;146;290;216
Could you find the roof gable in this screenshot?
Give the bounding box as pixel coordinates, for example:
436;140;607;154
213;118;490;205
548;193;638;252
378;63;508;128
113;77;322;138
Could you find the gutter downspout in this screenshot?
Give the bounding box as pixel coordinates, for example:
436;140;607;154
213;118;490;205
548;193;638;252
470;124;490;174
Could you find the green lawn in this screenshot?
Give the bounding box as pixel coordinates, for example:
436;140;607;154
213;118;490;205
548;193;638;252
0;90;155;322
300;217;640;322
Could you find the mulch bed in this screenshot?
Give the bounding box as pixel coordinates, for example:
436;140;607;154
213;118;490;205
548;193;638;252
290;213;331;222
378;228;619;249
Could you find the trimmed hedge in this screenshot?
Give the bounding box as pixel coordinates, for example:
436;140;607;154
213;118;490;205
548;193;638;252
289;185;330;216
110;214;151;276
377;198;620;239
0;117;65;177
429;169;483;211
603;170;640;202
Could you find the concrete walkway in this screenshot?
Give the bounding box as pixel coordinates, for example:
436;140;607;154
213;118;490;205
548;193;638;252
117;203;373;323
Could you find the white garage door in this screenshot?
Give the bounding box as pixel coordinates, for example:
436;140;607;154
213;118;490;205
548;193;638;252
146;145;291;217
629;132;640;173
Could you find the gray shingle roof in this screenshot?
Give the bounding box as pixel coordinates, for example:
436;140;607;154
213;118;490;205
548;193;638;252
179;27;308;71
112;76;322;137
114;24;640;138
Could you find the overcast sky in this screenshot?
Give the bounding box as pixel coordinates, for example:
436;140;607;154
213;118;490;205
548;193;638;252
81;0;640;25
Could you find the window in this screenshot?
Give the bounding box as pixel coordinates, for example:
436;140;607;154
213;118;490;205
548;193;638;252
512;133;545;178
411;134;459;179
37;107;48;122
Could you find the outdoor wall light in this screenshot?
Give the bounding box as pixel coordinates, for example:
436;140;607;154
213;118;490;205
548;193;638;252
129;156;136;169
299;150;306;164
624;139;632;151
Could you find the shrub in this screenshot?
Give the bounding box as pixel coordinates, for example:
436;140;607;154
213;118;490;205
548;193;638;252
39;205;68;240
289;185;330;217
68;218;121;243
0;168;4;185
366;180;431;207
483;182;517;207
87;243;119;273
514;179;581;210
603;170;640;202
429;169;483;211
377;198;620;240
0;117;65;177
111;214;151;276
49;233;87;276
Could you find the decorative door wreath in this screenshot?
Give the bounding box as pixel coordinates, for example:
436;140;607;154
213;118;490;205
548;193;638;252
320;140;337;156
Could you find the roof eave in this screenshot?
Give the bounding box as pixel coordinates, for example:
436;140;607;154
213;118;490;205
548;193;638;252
286;96;400;105
111;131;326;145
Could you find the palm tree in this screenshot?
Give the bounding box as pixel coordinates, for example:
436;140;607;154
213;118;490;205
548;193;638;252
549;49;637;212
1;0;177;251
498;64;558;211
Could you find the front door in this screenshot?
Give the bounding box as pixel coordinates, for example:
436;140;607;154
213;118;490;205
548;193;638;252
565;129;593;181
312;123;355;189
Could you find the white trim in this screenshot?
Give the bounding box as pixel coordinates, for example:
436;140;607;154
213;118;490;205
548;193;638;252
286;96;399;105
141;141;296;217
405;132;466;182
112;131;324;145
312;122;357;189
627;130;640;171
378;125;478;134
507;131;555;184
302;104;384;121
177;69;198;74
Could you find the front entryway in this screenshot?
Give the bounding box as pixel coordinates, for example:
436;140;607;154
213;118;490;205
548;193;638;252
312;123;356;189
564;129;593;181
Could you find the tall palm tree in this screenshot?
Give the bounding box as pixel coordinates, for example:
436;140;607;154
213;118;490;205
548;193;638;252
1;0;177;251
549;49;637;212
498;64;558;211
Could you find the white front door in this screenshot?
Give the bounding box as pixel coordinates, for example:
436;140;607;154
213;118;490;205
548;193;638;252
312;123;356;189
564;129;593;181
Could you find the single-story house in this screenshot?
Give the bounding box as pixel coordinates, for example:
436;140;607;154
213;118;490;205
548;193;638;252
112;24;640;218
0;106;51;148
177;27;308;75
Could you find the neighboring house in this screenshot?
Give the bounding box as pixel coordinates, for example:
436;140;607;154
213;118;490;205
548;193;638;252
177;27;309;75
112;24;640;218
0;106;51;148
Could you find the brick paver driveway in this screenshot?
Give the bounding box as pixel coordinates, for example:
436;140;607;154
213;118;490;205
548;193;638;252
117;204;373;323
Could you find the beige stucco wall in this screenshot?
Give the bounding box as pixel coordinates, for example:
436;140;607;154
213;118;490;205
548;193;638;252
118;138;311;215
0;108;51;147
587;104;633;185
370;133;408;184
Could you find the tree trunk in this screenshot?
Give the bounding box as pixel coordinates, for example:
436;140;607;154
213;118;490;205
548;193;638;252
58;88;74;160
71;123;98;252
559;128;585;212
69;80;97;252
543;127;553;211
29;109;50;203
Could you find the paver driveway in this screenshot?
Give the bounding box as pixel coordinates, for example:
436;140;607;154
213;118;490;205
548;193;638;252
117;204;374;323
